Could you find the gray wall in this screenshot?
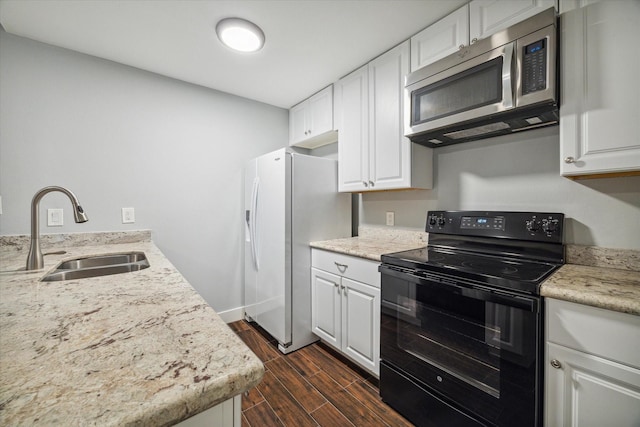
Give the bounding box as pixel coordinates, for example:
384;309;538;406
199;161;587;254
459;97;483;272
0;31;287;312
360;126;640;250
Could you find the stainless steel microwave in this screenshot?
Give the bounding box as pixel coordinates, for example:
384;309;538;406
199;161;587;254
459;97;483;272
405;8;558;147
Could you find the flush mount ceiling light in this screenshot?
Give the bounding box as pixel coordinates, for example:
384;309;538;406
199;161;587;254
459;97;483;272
216;17;265;53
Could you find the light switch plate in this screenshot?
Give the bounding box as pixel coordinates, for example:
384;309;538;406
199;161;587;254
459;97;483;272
47;208;64;226
122;207;135;224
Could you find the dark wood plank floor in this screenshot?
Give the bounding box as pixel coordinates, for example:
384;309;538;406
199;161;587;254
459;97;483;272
228;320;413;427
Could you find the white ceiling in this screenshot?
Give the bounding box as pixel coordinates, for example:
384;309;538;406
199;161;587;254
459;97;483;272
0;0;467;109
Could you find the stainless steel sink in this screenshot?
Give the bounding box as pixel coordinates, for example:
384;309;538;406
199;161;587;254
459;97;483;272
42;252;150;282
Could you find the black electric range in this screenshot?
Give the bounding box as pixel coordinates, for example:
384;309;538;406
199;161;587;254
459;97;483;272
379;210;564;427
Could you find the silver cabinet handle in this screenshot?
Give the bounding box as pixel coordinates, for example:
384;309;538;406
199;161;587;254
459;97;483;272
362;181;369;187
564;157;576;164
459;44;465;50
334;262;348;273
550;359;562;369
369;180;375;187
471;37;478;44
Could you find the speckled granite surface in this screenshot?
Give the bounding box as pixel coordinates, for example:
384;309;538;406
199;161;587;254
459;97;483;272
313;226;640;316
0;232;264;426
310;226;427;261
540;265;640;315
566;244;640;272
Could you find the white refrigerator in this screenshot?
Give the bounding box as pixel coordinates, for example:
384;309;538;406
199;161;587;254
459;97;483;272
244;148;351;354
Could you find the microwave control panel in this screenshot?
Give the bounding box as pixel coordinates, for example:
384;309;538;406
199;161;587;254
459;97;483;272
522;39;547;94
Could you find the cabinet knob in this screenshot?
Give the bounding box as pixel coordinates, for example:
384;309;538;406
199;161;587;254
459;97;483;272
550;359;562;369
471;37;478;44
564;156;576;164
369;180;375;187
363;181;369;187
459;44;465;50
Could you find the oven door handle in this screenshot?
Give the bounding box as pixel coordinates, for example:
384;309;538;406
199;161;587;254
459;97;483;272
380;264;537;312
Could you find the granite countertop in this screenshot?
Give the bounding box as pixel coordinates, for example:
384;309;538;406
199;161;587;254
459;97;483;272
310;226;429;262
312;227;640;316
0;232;264;426
310;236;425;262
540;264;640;315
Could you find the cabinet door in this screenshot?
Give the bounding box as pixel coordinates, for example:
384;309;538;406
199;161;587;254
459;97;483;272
369;40;412;191
289;102;308;146
336;64;369;192
469;0;556;43
546;342;640;427
410;5;469;71
560;0;640;177
177;395;240;427
341;277;380;375
311;268;341;350
308;86;333;138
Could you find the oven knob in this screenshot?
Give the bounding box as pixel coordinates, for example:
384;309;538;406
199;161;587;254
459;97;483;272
542;219;558;233
429;215;437;226
526;220;539;232
437;217;446;227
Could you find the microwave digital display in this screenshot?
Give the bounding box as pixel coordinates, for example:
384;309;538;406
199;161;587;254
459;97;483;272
526;39;545;54
522;38;548;94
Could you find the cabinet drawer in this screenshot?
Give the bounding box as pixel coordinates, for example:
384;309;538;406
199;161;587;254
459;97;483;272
546;298;640;368
312;249;380;288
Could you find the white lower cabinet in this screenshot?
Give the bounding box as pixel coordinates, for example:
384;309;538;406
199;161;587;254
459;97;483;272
311;249;380;375
545;299;640;426
177;395;241;427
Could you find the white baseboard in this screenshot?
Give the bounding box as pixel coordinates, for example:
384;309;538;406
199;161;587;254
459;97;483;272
217;306;245;323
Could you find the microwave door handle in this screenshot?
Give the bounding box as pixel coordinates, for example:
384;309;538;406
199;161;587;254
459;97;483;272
502;42;515;109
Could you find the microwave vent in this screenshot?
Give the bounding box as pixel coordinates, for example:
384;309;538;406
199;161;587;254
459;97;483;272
444;122;510;140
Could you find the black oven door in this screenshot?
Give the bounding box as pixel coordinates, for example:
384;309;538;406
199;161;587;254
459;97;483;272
379;264;542;427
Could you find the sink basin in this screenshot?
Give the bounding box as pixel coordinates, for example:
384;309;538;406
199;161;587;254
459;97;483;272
42;252;150;282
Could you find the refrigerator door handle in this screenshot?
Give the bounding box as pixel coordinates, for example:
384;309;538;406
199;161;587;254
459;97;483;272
250;176;260;270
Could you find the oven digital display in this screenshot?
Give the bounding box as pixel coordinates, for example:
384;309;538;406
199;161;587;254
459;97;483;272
461;216;505;230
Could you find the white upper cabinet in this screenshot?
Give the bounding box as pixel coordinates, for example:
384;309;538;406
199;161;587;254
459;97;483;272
334;64;370;192
469;0;557;42
560;0;640;178
411;0;556;71
335;41;433;192
410;5;469;72
289;85;337;149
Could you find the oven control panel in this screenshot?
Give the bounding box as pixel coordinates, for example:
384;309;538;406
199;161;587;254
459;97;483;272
426;211;564;243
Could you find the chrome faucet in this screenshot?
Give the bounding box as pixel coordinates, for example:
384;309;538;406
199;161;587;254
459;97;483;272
26;186;88;270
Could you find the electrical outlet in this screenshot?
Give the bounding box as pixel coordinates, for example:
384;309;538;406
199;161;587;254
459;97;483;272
47;209;64;226
386;211;395;226
122;207;135;224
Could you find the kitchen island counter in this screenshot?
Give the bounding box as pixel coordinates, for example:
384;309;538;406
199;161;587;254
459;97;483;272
0;231;264;426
